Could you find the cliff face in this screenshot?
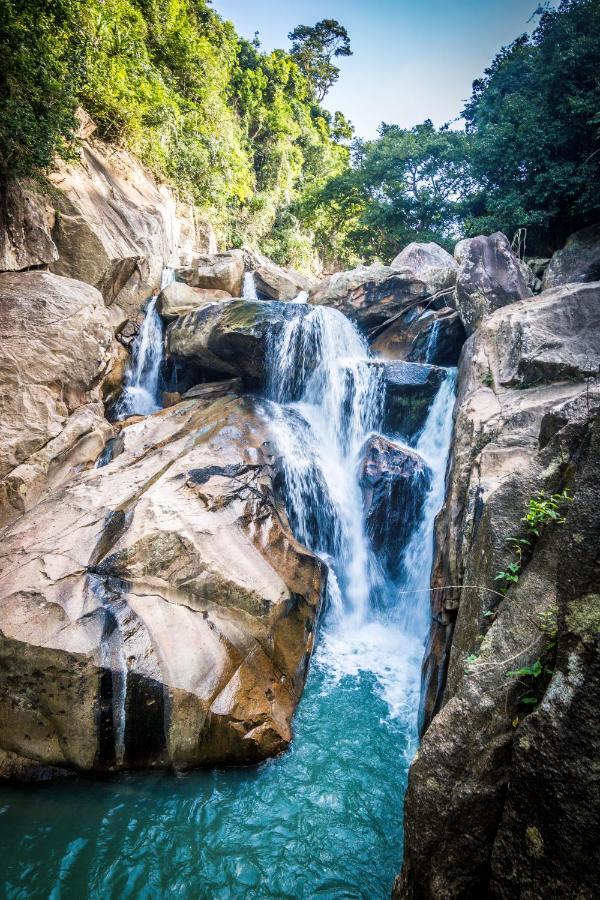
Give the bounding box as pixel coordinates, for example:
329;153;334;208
0;112;216;325
397;272;600;896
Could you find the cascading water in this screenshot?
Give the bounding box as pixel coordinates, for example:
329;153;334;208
0;300;457;899
114;268;174;419
242;271;258;299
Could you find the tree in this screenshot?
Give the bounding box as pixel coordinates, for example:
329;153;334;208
463;0;600;253
288;19;352;102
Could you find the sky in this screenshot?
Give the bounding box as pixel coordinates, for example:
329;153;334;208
214;0;551;138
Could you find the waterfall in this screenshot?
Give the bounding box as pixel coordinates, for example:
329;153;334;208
243;271;258;299
267;304;456;720
424;319;441;363
114;268;174;419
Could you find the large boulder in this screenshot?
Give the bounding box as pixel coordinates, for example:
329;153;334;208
391;241;458;295
167;299;311;386
395;281;600;899
249;253;312;301
0;271;115;526
542;223;600;290
372;307;466;367
0;396;325;777
309;264;428;332
360;435;431;581
371;360;446;438
156;281;231;320
454;232;532;334
176;251;244;298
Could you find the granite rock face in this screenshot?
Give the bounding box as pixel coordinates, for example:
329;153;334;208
391;242;458;296
0;396;325;777
157;281;231;320
454;232;532;334
0;271;115;526
396;280;600;900
176;251;244;298
542;224;600;290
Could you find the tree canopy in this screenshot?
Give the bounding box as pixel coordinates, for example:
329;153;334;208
288;19;352;102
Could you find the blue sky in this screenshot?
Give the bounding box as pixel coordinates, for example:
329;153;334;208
214;0;551;138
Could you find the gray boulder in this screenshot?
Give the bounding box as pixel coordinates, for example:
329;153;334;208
542;224;600;290
245;251;312;301
176;251;244;297
167;299;310;385
391;241;458;295
369;360;447;437
454;232;532;334
157;281;231;320
309;264;428;332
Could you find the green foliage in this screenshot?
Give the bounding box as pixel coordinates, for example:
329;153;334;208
0;0;84;175
0;0;351;269
288;19;352;102
506;609;558;709
463;0;600;253
495;491;571;592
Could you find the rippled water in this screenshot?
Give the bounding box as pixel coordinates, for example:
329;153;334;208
0;627;419;899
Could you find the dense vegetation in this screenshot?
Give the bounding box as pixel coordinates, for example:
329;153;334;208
304;0;600;262
0;0;351;269
0;0;598;268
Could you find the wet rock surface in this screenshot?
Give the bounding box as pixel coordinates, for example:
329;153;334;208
0;396;325;776
167;299;311;386
371;360;446;437
372;307;465;367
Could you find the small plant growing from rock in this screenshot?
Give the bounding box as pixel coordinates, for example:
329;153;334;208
506;609;558;709
495;490;571;592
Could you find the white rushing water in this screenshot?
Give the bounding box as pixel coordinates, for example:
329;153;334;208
242;271;258;299
267;304;456;724
115;268;174;419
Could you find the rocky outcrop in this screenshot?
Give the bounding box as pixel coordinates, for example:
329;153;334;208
157;282;231;320
309;264;429;332
372;307;466;367
0;177;58;271
0;271;115;526
167;299;311;386
542;223;600;290
0;113;216;326
396;281;600;899
391;242;458;295
454;232;532;335
0;395;325;777
360;435;431;580
176;251;244;298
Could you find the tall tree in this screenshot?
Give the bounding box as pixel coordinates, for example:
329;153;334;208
288;19;351;102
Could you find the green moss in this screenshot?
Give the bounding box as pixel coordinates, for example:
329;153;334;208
566;594;600;642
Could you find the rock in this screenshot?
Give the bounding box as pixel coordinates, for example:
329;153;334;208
391;241;458;295
372;307;466;367
161;391;182;408
182;378;243;400
454;232;532;334
542;224;600;290
253;257;312;302
0;272;115;525
309;264;428;332
176;251;244;297
360;435;431;580
371;360;447;438
0;177;58;271
395;277;600;898
167;299;311;386
157;282;231;320
0;396;325;776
